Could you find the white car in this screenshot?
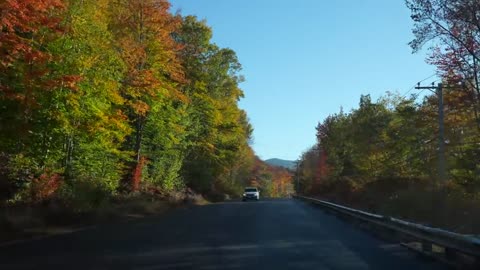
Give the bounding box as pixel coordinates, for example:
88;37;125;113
242;187;260;201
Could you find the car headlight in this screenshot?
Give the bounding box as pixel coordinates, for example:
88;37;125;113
243;193;246;196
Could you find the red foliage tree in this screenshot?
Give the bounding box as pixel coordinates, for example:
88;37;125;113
0;0;65;69
0;0;79;129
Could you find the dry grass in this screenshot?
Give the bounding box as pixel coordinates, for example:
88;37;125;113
0;192;207;244
312;178;480;234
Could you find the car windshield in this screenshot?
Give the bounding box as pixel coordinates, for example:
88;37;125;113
4;1;480;270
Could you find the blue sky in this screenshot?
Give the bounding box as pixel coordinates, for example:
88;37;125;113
170;0;437;161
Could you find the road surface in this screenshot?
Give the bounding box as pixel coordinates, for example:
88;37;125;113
0;199;450;270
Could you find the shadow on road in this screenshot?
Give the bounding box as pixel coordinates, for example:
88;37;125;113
0;199;448;270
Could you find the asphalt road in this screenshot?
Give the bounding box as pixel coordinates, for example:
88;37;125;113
0;199;450;270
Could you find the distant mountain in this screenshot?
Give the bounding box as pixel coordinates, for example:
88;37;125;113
265;158;296;170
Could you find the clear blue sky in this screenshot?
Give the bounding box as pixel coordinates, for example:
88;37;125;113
170;0;437;161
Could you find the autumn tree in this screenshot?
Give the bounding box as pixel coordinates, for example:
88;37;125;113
407;0;480;188
407;0;480;125
44;0;134;206
0;0;258;206
0;0;70;202
0;0;66;148
175;16;253;196
109;0;186;191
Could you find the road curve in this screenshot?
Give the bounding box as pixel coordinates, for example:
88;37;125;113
0;199;450;270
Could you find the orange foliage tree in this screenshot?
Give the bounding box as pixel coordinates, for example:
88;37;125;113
110;0;186;191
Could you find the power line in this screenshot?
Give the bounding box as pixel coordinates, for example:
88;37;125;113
402;73;437;98
414;88;427;98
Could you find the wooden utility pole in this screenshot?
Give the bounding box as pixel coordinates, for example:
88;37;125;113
416;82;446;183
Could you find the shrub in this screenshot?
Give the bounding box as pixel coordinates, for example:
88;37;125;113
56;178;113;212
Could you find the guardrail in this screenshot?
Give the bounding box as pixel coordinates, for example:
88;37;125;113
294;195;480;269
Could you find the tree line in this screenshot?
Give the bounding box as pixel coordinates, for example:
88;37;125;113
0;0;291;209
295;0;480;232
